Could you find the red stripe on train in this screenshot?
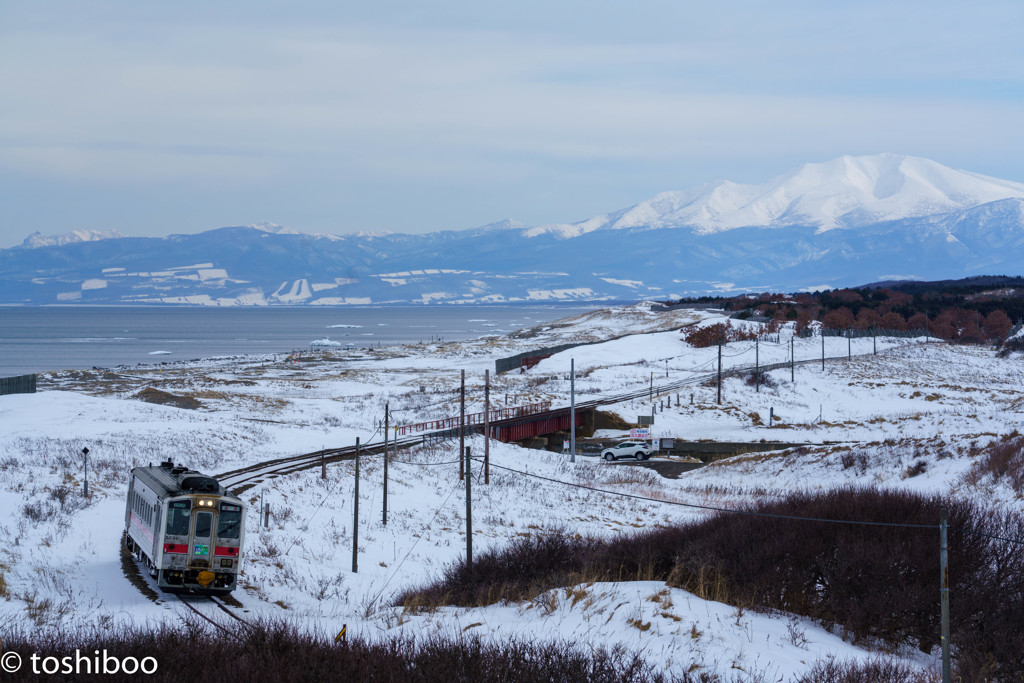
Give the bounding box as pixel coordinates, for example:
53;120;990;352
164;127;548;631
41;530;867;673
163;543;188;554
214;546;239;557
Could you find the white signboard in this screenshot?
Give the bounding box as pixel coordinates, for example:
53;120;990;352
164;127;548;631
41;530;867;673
630;428;650;440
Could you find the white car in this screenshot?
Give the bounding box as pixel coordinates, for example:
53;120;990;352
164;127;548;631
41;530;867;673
601;441;653;461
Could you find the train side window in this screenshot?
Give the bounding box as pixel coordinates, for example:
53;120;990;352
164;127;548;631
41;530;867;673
218;504;242;539
166;501;192;536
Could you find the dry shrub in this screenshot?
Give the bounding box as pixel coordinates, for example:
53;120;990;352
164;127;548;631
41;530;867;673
997;335;1024;358
400;488;1024;681
796;656;938;682
0;621;671;683
743;371;777;389
132;387;203;410
965;432;1024;493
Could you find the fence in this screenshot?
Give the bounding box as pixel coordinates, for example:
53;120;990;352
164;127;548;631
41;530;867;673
397;401;552;436
495;345;579;373
496;331;659;374
0;374;36;396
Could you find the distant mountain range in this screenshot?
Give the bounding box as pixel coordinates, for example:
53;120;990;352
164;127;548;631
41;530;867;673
3;154;1024;306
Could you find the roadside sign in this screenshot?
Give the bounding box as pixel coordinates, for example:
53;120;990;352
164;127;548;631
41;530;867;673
630;428;650;439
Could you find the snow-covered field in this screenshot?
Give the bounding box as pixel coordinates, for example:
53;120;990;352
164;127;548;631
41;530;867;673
1;303;1021;680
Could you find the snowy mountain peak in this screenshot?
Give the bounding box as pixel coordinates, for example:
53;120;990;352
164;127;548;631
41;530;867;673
249;221;300;235
20;229;126;248
474;218;529;232
527;154;1024;238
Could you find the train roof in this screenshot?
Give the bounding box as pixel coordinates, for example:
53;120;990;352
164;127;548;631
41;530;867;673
132;459;238;501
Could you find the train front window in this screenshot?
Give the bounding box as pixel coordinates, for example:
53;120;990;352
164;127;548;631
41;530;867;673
218;504;242;539
166;500;192;536
195;511;212;539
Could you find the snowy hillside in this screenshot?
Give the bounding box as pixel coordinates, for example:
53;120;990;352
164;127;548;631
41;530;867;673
1;303;1022;679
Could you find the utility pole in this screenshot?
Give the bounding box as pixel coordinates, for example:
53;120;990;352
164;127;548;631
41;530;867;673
459;369;465;481
352;437;360;573
940;508;951;683
717;334;722;405
82;447;89;499
848;330;851;359
382;403;389;526
873;326;877;355
484;369;490;484
465;446;473;569
321;447;326;480
570;359;576;464
755;337;760;393
821;331;825;371
649;372;653;403
791;335;795;382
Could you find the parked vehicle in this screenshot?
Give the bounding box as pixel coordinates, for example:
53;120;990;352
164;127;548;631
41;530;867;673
601;441;653;461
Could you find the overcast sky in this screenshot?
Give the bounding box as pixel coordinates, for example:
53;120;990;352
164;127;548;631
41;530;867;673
2;1;1022;247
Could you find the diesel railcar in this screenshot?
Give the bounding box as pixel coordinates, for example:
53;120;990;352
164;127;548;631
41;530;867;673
125;459;245;594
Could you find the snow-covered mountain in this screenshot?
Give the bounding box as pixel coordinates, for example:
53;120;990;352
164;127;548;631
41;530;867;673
526;154;1024;238
3;155;1024;305
20;228;126;248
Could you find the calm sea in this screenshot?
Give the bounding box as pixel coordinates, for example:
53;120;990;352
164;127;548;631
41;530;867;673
0;306;593;377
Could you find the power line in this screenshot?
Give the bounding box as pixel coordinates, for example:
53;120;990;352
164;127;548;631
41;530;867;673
481;460;941;530
369;481;463;609
479;459;1024;546
952;527;1024;548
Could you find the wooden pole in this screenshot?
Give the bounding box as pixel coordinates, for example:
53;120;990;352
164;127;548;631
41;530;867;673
382;404;389;526
484;369;490;484
459;369;465;481
717;336;722;404
352;437;359;573
570;359;576;464
465;446;473;568
940;508;951;683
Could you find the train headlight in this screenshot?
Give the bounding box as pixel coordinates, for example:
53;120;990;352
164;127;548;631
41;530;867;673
198;499;214;507
220;559;234;568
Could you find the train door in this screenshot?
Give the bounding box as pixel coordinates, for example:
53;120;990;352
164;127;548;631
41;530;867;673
191;509;214;568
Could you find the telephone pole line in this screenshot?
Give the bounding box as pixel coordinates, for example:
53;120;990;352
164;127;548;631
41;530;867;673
382;403;389;526
484;369;491;484
465;446;473;569
352;436;360;573
459;369;465;481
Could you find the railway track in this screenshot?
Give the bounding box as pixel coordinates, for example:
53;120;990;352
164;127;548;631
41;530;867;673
213;348;894;494
176;595;252;639
216;435;425;494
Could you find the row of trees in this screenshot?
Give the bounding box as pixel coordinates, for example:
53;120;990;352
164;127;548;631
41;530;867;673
686;286;1021;344
817;306;1013;343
